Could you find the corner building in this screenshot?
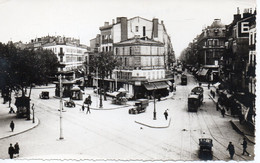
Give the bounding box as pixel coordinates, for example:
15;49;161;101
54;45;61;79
94;16;175;99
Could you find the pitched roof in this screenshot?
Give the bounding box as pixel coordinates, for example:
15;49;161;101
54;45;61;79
114;37;164;46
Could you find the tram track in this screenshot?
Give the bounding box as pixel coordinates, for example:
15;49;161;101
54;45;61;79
199;106;247;161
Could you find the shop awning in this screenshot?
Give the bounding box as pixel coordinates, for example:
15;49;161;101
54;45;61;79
198;69;209;76
153;81;169;89
144;83;156;90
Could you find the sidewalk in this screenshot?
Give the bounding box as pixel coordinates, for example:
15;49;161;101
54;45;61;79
207;87;255;144
0;98;39;140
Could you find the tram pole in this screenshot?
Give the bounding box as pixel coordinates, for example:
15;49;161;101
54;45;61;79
59;74;64;140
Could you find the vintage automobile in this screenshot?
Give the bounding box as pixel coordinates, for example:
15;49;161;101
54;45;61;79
199;138;213;160
181;74;187;85
188;94;200;112
64;99;76;107
129;99;149;114
39;91;49;99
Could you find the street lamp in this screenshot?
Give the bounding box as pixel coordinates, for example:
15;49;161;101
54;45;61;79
58;74;64;140
153;89;156;120
32;103;35;123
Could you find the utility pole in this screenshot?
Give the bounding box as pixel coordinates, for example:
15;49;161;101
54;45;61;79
59;74;64;140
32;103;35;123
153;89;156;120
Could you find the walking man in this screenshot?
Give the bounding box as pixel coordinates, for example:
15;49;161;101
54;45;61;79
10;121;15;132
14;142;20;157
164;110;168;120
221;108;225;117
86;105;91;114
8;144;15;159
241;138;250;156
227;142;235;159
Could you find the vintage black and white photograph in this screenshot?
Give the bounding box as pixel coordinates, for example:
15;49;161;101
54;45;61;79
0;0;258;162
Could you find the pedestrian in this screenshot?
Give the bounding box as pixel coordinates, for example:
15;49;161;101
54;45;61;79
9;107;15;114
221;108;225;117
10;121;15;132
241;138;250;156
212;91;215;98
208;83;210;89
8;143;15;159
227;142;235;159
216;102;219;111
8;95;12;108
82;104;85;111
86;105;91;114
164;110;168;120
14;142;20;157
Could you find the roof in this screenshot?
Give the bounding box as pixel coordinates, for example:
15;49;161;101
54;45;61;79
114;37;164;46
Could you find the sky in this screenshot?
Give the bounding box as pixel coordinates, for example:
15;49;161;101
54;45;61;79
0;0;257;57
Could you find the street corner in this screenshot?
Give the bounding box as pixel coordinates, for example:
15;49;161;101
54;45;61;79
135;117;171;129
0;113;40;140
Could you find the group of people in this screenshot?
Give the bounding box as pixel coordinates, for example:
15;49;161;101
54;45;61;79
227;138;250;160
8;143;20;159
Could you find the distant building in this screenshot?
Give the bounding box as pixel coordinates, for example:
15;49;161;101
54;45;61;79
22;35;89;80
91;16;175;99
196;19;226;82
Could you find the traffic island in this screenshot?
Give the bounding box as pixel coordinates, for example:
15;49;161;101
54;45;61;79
135;117;171;128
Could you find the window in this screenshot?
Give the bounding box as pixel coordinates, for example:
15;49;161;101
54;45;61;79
122;47;125;55
143;26;146;37
109;46;112;52
214;39;219;46
130;47;132;55
115;48;118;55
106;46;108;52
135;26;139;32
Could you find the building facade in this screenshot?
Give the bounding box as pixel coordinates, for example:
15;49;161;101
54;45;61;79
196;19;226;82
91;16;175;99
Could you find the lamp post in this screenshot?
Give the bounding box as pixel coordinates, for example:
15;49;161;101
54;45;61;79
32;103;35;123
153;89;156;120
59;74;64;140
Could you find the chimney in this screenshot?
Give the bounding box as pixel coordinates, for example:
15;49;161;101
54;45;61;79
152;18;159;38
243;9;251;18
233;8;241;23
112;19;115;24
120;17;128;41
104;22;109;26
116;17;121;23
161;20;164;24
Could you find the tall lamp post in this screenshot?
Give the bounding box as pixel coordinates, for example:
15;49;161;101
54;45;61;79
32;103;35;123
153;89;156;120
59;74;64;140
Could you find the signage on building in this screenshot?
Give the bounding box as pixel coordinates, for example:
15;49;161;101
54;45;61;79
237;16;255;38
135;81;141;86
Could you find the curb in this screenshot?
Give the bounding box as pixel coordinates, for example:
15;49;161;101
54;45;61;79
0;117;40;140
135;118;171;129
229;120;255;144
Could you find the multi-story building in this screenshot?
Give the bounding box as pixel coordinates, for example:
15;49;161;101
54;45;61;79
25;36;89;80
91;16;175;99
221;8;256;130
196;19;226;82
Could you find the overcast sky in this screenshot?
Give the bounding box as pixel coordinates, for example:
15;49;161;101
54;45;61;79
0;0;256;57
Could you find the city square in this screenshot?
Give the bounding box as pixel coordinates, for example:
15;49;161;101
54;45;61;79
0;0;257;162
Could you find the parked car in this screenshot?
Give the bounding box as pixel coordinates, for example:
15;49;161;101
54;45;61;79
129;99;149;114
64;99;75;107
199;138;213;160
39;91;49;99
